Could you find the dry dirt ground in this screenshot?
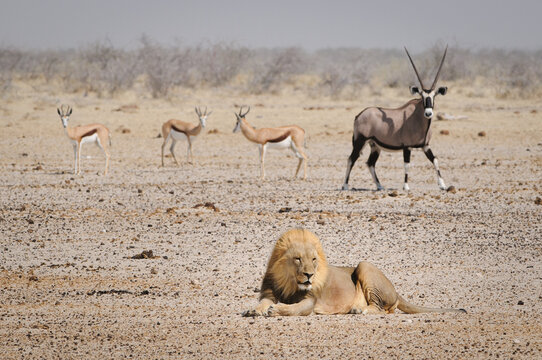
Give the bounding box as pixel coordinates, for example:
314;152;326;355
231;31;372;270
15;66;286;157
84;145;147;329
1;82;541;359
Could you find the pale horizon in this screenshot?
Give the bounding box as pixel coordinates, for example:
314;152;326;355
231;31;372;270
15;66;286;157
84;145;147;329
1;0;541;51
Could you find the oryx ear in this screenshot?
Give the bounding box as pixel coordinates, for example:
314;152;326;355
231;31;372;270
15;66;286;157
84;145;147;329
437;86;448;96
68;108;72;116
409;86;420;95
57;108;61;116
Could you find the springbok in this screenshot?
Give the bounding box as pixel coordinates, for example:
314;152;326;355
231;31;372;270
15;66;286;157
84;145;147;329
57;105;111;175
161;107;211;166
233;106;308;180
342;46;449;191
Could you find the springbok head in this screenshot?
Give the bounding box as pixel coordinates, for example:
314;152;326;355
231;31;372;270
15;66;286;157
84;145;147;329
405;46;448;119
233;106;250;133
57;104;73;128
195;106;211;128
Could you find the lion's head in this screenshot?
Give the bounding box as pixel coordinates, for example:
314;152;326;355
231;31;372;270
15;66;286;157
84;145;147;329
265;229;329;300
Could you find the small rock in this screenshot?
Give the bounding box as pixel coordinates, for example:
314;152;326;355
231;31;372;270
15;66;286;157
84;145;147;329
150;267;157;274
193;202;219;212
440;130;450;135
535;197;542;205
316;219;325;225
446;186;457;194
369;215;377;222
33;165;43;171
388;190;398;197
278;207;292;213
478;131;486;137
131;250;159;259
517;300;524;305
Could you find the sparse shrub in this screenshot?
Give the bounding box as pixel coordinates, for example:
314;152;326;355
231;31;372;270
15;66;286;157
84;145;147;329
196;43;247;87
249;47;308;94
0;40;541;100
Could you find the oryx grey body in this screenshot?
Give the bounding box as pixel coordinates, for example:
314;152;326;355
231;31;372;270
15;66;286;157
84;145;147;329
342;47;450;191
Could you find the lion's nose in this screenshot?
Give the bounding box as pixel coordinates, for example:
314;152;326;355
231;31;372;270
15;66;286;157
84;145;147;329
304;272;313;281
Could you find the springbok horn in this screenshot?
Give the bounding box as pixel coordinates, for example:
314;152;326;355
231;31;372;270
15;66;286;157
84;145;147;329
241;106;250;117
195;107;200;117
404;47;425;90
430;45;448;90
204;106;207;116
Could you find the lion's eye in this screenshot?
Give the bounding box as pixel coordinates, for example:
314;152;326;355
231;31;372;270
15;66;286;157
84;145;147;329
294;257;301;263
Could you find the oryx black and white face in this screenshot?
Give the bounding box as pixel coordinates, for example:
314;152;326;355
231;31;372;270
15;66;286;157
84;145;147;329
409;86;448;119
57;105;72;128
405;46;448;119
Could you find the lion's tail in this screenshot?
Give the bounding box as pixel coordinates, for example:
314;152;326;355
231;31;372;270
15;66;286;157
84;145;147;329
397;295;467;314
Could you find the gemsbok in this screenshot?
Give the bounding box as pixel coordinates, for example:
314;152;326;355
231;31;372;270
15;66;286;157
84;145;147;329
161;107;211;166
233;106;308;180
57;105;111;175
342;46;450;191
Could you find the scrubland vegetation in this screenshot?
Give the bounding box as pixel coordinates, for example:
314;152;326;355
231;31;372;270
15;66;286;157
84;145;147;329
1;39;542;99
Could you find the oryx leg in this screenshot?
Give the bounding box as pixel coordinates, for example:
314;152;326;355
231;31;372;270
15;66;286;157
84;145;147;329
169;140;179;165
403;148;411;191
423;145;446;190
342;135;367;190
367;144;383;191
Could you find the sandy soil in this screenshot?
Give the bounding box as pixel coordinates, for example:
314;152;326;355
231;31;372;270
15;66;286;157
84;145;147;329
1;82;541;359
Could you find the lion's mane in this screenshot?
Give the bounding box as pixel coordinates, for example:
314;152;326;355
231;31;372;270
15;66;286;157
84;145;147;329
264;228;329;300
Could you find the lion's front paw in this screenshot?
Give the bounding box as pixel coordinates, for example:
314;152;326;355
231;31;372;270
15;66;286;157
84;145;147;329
242;309;265;317
264;305;280;317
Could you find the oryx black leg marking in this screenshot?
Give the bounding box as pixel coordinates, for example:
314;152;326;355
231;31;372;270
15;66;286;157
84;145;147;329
403;148;411;191
343;135;366;190
366;144;383;190
423;145;446;190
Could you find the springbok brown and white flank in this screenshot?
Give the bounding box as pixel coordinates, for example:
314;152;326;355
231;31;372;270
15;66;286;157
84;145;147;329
233;106;308;180
342;46;450;191
57;105;111;175
161;107;211;166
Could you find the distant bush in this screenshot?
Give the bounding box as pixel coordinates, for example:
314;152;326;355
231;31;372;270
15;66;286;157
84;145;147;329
1;39;541;99
249;47;308;94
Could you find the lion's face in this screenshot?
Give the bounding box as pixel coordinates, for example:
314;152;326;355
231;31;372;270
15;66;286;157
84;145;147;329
287;243;319;291
267;229;329;299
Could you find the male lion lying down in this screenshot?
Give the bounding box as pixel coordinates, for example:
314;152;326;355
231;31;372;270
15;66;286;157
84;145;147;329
243;229;466;317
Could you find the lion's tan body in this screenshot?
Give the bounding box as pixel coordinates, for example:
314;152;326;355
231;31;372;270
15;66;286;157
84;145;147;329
243;229;466;317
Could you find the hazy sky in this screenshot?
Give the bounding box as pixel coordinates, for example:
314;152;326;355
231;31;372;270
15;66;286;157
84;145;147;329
1;0;541;51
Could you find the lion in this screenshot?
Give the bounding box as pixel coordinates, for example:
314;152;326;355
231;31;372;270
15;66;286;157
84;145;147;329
243;229;466;316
